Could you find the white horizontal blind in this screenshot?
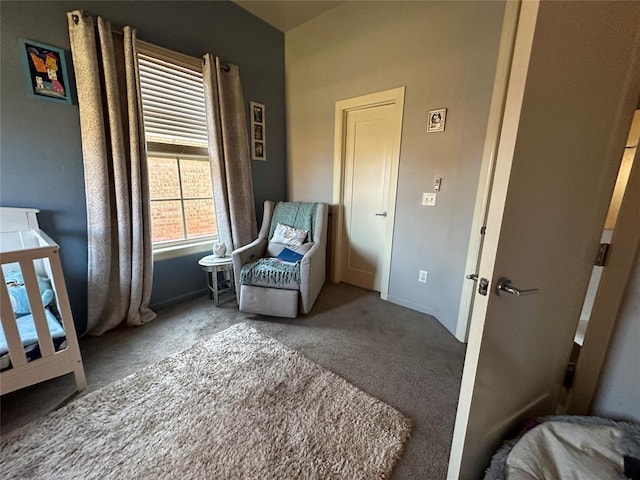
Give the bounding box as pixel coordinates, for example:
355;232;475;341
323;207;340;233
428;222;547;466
138;53;208;147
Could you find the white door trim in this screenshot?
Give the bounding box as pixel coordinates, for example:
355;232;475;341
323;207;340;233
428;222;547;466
455;0;522;342
332;87;405;300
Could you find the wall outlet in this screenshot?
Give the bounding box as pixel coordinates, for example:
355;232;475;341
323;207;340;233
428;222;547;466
422;192;437;206
418;270;428;283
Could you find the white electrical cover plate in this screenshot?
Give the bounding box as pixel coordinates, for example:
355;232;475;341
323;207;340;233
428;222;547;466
422;193;437;206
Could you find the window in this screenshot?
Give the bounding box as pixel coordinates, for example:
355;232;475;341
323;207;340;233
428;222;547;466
147;155;216;244
137;42;216;257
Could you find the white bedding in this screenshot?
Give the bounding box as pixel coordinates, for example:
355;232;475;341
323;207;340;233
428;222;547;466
485;416;640;480
506;422;626;480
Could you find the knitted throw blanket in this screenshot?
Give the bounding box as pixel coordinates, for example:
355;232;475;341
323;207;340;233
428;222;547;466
268;202;318;241
240;258;300;287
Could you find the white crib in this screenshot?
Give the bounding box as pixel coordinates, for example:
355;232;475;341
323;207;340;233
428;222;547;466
0;207;86;395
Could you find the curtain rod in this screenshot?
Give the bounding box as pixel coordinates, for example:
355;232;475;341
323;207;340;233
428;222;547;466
70;10;231;72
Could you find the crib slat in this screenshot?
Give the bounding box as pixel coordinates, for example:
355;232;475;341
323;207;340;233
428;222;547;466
46;249;87;391
0;269;28;368
19;260;55;358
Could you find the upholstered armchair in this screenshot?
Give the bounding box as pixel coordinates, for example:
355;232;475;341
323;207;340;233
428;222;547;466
232;201;329;318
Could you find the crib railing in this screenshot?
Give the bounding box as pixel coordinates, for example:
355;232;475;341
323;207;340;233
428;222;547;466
0;229;86;395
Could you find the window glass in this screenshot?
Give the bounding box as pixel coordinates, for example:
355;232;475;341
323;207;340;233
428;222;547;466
148;157;180;200
180;159;213;198
184;198;217;238
150;200;184;244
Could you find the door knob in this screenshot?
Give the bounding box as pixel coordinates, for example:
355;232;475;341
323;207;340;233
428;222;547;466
495;277;539;296
375;212;388;217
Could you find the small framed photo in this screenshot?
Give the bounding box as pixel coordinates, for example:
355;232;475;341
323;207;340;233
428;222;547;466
427;108;447;133
252;103;263;123
254;124;263;141
254;142;264;158
19;38;72;105
250;101;266;161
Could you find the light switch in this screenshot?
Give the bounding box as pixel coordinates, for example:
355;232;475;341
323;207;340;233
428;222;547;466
422;193;437;206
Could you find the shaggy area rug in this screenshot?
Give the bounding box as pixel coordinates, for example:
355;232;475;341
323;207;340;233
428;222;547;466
1;323;411;479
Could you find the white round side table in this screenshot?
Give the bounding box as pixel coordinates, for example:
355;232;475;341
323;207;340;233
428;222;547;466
198;254;235;307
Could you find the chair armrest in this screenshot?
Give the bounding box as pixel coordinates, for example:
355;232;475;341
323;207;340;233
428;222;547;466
300;242;321;267
232;238;267;294
299;242;326;314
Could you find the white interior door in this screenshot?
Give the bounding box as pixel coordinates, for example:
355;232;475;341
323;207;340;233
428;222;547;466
332;88;405;298
342;105;394;291
448;1;640;478
455;1;521;342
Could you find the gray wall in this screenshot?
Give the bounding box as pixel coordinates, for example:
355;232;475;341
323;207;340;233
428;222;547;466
285;1;504;335
592;248;640;423
0;0;285;333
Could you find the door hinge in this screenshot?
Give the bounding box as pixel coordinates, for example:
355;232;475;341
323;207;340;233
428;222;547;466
563;362;576;389
480;226;486;235
595;243;610;267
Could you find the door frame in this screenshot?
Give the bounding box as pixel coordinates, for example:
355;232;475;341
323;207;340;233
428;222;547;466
569;116;640;414
331;87;405;300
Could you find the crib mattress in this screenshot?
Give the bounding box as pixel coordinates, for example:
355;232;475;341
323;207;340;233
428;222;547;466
0;309;67;371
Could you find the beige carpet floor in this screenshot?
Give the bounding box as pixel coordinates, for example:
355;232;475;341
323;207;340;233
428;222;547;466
1;323;411;479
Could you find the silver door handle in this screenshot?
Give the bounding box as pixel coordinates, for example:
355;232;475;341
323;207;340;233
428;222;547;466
495;277;539;296
375;212;388;217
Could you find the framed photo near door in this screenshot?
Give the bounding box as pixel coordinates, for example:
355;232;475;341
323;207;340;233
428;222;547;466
427;108;447;133
250;101;266;161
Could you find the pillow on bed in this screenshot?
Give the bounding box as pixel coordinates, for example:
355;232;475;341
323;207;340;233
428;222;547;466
5;270;55;315
271;223;308;246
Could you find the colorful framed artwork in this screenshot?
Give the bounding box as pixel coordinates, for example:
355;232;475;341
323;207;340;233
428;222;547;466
19;38;72;105
427;108;447;133
250;101;266;161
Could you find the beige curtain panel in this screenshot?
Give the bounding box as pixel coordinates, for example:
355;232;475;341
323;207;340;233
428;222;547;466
67;10;155;335
202;54;257;251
